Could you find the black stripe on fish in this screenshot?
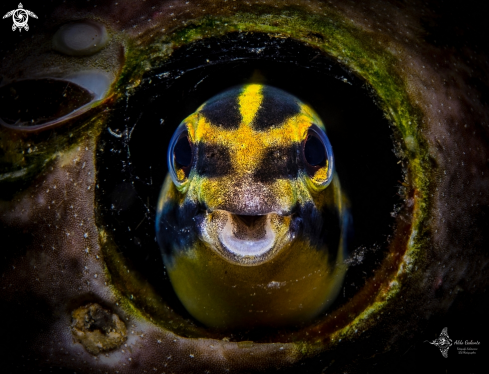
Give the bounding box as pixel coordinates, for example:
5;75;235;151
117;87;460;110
195;143;233;177
200;88;242;130
156;200;202;261
298;201;341;266
252;86;301;131
253;144;300;183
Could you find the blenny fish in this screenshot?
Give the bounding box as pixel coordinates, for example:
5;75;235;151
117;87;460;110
156;84;349;329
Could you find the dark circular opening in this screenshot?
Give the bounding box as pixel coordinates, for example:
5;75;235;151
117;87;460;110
304;134;326;167
0;79;92;127
95;32;402;339
173;134;192;168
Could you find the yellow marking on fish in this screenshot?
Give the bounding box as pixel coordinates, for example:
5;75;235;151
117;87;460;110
191;110;318;177
238;84;263;125
175;168;186;181
300;102;323;128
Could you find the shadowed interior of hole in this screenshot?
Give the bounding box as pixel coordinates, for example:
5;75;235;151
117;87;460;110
0;79;92;126
96;33;402;337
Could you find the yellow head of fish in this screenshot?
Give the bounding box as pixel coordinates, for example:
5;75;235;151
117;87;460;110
156;84;350;329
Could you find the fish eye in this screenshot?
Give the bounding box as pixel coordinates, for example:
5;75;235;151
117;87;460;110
168;125;193;185
302;124;334;186
304;132;326;166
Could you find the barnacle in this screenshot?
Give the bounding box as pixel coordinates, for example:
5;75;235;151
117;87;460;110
0;1;488;373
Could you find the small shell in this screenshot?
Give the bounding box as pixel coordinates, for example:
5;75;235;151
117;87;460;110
53;20;109;56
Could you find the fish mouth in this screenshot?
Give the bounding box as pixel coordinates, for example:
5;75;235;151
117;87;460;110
199;210;296;266
220;214;275;257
